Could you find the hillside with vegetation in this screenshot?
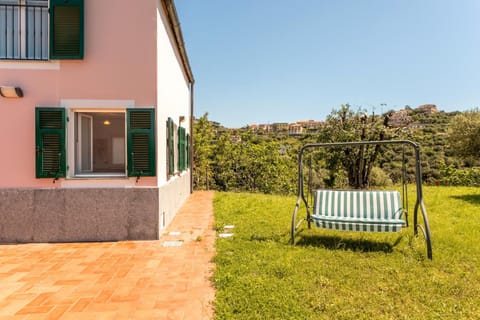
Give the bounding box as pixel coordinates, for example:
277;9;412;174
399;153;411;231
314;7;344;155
193;106;480;194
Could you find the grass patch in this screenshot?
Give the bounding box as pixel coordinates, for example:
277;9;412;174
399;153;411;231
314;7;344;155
213;186;480;319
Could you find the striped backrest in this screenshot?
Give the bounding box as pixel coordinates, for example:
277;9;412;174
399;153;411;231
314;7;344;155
314;190;402;220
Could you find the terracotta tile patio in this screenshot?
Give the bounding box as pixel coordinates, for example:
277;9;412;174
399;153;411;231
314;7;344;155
0;191;216;319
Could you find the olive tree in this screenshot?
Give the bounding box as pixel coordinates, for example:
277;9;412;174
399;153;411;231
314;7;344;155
319;104;390;189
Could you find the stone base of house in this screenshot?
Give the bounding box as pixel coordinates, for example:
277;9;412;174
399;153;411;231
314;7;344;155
0;174;190;243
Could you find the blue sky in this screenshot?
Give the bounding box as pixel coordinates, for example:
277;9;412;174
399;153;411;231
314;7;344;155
175;0;480;128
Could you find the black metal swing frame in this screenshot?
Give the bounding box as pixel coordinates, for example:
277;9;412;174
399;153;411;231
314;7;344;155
291;140;433;260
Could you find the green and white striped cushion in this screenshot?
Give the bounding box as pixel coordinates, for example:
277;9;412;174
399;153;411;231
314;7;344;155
312;190;406;232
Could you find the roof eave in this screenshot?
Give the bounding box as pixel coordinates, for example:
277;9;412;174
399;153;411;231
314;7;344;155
162;0;195;84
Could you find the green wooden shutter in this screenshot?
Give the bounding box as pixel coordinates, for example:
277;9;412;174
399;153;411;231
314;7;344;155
178;127;187;171
186;133;190;168
127;109;155;177
35;108;66;179
167;117;175;175
50;0;84;59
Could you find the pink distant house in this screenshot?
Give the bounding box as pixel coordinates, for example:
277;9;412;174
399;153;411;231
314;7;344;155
0;0;194;242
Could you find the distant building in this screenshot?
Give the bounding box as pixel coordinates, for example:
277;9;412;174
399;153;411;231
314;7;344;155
296;120;323;130
260;124;273;132
388;110;413;128
416;104;439;114
249;124;274;133
289;124;304;135
272;123;289;132
249;119;323;135
258;124;273;132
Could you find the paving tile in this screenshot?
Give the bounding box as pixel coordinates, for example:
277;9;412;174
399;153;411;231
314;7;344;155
0;300;25;317
0;191;216;319
69;298;92;312
92;289;114;304
15;305;54;315
44;305;69;320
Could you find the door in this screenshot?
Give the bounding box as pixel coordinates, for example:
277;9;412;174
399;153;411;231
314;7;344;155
77;113;93;172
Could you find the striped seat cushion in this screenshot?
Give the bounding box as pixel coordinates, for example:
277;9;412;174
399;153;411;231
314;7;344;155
312;190;406;232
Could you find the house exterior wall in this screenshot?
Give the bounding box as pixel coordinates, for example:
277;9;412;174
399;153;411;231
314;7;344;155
0;0;158;188
158;172;191;229
0;0;193;242
156;2;192;185
155;1;192;216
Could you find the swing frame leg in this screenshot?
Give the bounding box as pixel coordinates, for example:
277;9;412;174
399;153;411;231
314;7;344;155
291;200;300;245
414;201;433;260
291;196;311;245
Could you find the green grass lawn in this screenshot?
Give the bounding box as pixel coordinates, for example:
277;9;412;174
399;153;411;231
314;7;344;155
212;186;480;320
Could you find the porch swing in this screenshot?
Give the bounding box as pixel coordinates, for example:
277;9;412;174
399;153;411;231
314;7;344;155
291;140;433;260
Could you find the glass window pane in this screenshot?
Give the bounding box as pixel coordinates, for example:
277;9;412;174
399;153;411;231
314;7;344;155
0;2;19;59
75;112;126;176
26;1;48;59
79;114;92;172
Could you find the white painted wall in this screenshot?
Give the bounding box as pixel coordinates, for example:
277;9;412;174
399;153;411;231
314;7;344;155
156;2;192;186
158;172;191;231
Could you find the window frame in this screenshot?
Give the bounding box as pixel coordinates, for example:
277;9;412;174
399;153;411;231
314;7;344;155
67;109;127;178
64;108;156;179
0;0;49;60
0;0;84;61
75;112;94;173
73;110;128;177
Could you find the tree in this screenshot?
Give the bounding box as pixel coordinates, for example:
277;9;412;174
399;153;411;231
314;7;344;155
211;130;296;194
211;130;237;191
448;109;480;160
319;104;390;189
193;113;216;189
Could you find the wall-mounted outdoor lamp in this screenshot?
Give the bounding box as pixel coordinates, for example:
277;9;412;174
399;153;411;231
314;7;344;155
0;86;23;98
179;115;185;123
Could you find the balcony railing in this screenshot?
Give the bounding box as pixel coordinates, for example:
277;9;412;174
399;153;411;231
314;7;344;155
0;2;49;61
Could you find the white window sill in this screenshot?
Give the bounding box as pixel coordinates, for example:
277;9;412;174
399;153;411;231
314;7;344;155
72;173;128;179
61;177;137;188
0;60;60;70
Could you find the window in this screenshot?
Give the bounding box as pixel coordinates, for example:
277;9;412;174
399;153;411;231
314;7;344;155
0;0;48;60
166;118;189;177
35;108;155;179
0;0;83;60
177;126;186;171
74;112;126;176
167;117;174;176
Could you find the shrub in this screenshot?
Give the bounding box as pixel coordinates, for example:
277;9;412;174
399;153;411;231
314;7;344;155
440;165;480;186
369;167;393;187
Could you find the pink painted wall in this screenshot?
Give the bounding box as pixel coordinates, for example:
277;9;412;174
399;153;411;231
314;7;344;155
0;0;159;187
